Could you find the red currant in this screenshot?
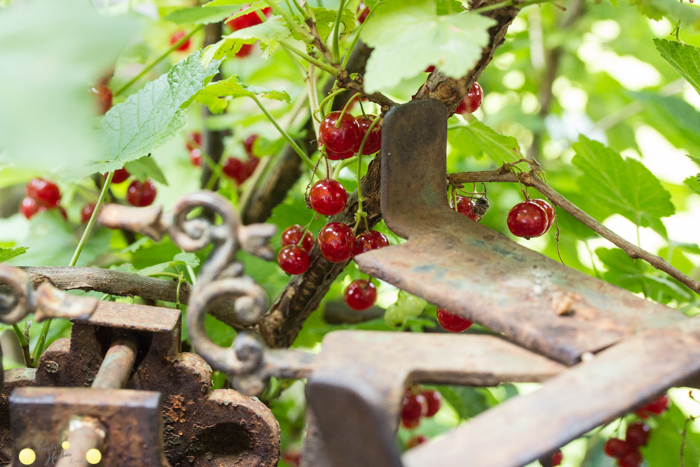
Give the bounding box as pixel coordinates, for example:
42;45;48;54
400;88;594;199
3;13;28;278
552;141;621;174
235;43;254;58
401;392;427;429
604;438;627;458
26;178;61;208
277;245;310;275
190;149;202;167
20;197;44;220
282;225;314;252
309;180;347;216
244;134;258;157
325;147;355;161
617;449;643;467
344;279;377;310
625;422;650;448
317;222;355;263
126;179;157;207
185;132;202;152
89;84;113;114
455;82;483;114
507;201;548;239
354;230;389;257
453;196;479;221
354;115;382;155
436;307;473;333
406;436;428;449
422;389;441;417
281;451;301;467
226;7;263;30
635;393;670;418
319;111;362;155
530;199;554;231
425;65;436;73
170;30;191;52
223;156;259;184
551;449;563;467
80;203;97;224
111;168;130;184
357;0;369;23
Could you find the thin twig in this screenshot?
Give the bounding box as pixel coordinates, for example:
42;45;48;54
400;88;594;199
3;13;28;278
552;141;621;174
448;167;700;295
11;323;33;367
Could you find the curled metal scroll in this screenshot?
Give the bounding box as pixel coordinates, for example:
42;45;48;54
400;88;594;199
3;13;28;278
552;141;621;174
99;191;277;393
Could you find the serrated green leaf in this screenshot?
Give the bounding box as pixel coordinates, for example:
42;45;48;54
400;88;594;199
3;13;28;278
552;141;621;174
138;252;199;276
572;136;674;231
634;0;700;25
196;74;290;113
687;155;700;169
0;0;138;173
449;121;520;164
165;5;243;25
67;52;220;180
309;7;356;41
684;175;700;194
644;405;700;467
0;246;28;263
202;17;291;65
125;156;169;186
636;93;700;158
360;0;495;93
655;39;700;97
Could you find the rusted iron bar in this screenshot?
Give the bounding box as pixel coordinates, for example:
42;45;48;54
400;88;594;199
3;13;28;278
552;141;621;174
91;333;138;390
55;418;104;467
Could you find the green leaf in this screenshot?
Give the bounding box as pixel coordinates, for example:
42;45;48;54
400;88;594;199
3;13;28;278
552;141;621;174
202;17;291;64
644;405;700;467
684;176;700;195
655;39;700;96
0;0;138;172
196;75;290;114
68;52;220;180
687;154;700;169
636;93;700;159
634;0;700;25
449;121;520;164
360;0;495;93
309;7;356;41
572;136;674;231
124;156;169;186
0;246;28;263
165;4;242;24
137;252;199;276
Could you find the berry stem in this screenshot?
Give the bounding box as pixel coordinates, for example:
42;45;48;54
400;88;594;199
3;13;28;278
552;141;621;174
32;170;115;363
251;95;316;170
114;25;203;97
278;41;339;76
318;88;346;120
336;92;360;128
262;0;315;43
291;0;311;20
331;0;346;63
353;115;380;231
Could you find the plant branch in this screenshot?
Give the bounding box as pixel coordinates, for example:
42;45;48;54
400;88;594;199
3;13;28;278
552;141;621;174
448;168;700;295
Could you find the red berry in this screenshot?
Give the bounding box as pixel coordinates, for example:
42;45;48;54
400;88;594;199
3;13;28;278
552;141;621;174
80;203;98;224
625;421;650;448
111;168;130;184
317;222;355;263
455;82;483;114
223;156;259;184
190;149;202;167
344;279;377;310
89;84;113;114
58;206;68;221
551;449;563;466
20;197;44;220
26;178;61;208
354;115;382;155
170;30;191;52
325;147;355;161
530;199;554;231
422;390;441;417
604;438;627;458
281;451;301;467
507;201;548;239
401;392;427;429
617;449;643;467
453;196;479;221
282;225;314;252
357;0;369;23
436;307;473;333
406;436;428;449
425;65;436;73
309;180;347;216
226;6;263;30
185;132;202;152
244;134;258;157
354;230;389;257
126;179;157;207
636;394;670;418
235;43;254;58
319;111;362;155
277;245;310;275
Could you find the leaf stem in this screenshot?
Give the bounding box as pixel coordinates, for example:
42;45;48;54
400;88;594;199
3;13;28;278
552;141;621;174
252;95;316;170
32;171;115;363
332;0;346;63
263;0;315;43
278;41;339;76
291;0;311;20
12;324;33;368
114;25;203;97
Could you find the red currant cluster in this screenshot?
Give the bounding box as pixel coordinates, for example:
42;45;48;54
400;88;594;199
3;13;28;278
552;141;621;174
603;394;669;467
319;111;382;160
507;198;554;239
109;168;158;208
401;386;441;430
169;30;191;53
224;5;273;58
186;132;260;185
20;178;63;220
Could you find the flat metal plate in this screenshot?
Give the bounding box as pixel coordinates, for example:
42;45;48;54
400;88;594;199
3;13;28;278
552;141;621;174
355;99;687;365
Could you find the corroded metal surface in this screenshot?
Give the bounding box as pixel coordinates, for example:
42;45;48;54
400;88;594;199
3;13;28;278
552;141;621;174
354;100;686;366
91;333;138;390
